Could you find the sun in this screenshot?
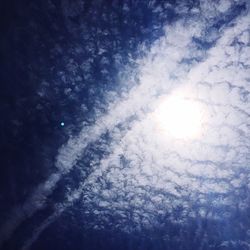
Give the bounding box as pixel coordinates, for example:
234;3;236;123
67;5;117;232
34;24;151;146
153;93;205;139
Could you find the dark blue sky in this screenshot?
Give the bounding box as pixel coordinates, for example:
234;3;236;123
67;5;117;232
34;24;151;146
0;1;250;250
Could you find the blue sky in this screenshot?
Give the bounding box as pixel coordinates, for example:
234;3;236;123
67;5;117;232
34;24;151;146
0;1;250;249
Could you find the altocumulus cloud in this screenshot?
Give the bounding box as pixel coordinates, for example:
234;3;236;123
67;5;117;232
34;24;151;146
81;4;250;230
1;0;250;249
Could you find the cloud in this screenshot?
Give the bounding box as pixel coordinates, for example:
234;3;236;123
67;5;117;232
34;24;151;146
1;1;249;248
77;5;250;231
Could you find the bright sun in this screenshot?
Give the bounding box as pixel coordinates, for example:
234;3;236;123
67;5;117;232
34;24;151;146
154;93;204;139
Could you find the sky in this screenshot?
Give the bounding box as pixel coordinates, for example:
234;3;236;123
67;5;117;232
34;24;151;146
0;0;250;250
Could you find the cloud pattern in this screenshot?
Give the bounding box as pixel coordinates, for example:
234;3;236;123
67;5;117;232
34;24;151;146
81;8;250;232
1;1;250;249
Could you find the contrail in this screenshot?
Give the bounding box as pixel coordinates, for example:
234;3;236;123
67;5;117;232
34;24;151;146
21;187;83;250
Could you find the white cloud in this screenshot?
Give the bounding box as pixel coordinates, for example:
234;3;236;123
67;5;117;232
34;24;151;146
1;1;250;248
79;5;250;230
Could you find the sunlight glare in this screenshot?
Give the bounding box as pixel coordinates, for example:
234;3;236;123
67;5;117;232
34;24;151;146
154;93;204;139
